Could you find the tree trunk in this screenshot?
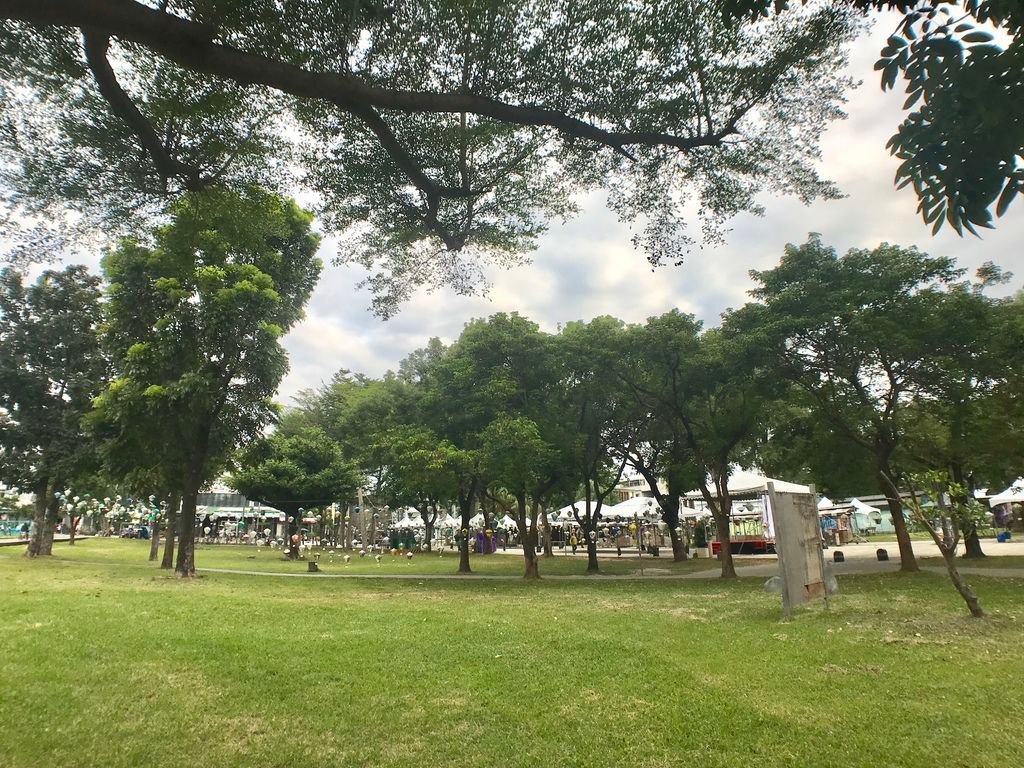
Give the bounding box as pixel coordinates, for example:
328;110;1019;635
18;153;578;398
711;507;737;578
68;507;77;546
481;501;493;555
25;478;50;558
517;494;540;579
149;517;161;561
175;482;199;578
585;533;599;573
950;463;985;559
934;541;984;617
522;532;540;579
541;511;553;557
668;524;687;561
458;503;473;574
877;460;919;572
39;490;60;556
424;521;434;552
662;498;688;562
962;522;986;559
161;504;177;570
457;526;471;573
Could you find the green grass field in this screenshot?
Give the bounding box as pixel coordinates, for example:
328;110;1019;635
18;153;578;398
2;541;1023;768
921;554;1024;570
4;538;727;577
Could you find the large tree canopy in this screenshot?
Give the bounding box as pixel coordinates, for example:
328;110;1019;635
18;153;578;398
94;186;322;575
0;264;106;556
1;0;863;314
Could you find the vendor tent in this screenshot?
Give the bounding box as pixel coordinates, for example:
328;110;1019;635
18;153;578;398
850;498;889;533
603;495;661;520
684;469;811;499
819;498;885;534
990;479;1024;507
555;501;585;522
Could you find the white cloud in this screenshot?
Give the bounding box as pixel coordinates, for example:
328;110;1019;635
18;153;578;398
282;16;1024;397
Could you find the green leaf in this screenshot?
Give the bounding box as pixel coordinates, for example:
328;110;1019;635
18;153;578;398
903;89;923;109
996;182;1018;217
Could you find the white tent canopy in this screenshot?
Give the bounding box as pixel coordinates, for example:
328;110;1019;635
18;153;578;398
817;495;833;510
500;514;518;529
684;469;811;498
990;479;1024;506
555;495;661;523
604;495;661;520
394;509;425;529
555;501;584;522
851;498;881;514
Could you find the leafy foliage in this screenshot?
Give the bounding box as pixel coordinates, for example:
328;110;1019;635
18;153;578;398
229;425;362;545
93;186;321;573
1;0;861;314
0;265;106;493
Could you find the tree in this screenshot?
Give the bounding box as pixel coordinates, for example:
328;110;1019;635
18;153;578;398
680;326;775;578
481;415;558;579
895;266;1023;557
620;310;706;562
0;265;105;557
97;186;321;576
740;234;965;573
2;1;861;312
906;471;985;617
378;424;457;554
727;1;1024;234
747;390;879;499
560;317;636;574
230;426;361;559
86;379;186;566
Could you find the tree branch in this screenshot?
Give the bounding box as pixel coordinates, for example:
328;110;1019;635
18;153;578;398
10;0;745;159
81;30;207;192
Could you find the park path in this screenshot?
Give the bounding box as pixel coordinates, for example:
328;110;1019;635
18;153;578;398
0;535;75;548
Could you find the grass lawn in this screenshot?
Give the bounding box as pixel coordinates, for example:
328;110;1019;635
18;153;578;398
5;538;727;577
1;543;1023;768
923;554;1024;570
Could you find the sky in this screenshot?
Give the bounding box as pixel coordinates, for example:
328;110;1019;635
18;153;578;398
276;13;1024;403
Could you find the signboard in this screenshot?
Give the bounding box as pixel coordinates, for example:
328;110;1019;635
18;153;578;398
767;482;830;618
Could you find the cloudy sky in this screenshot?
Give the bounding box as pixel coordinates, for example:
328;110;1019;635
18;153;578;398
278;13;1024;402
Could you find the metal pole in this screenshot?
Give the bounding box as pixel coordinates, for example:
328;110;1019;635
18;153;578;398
636;514;643;577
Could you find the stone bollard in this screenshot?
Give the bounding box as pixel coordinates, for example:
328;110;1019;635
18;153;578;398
876;548;889;562
833;550;844;563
